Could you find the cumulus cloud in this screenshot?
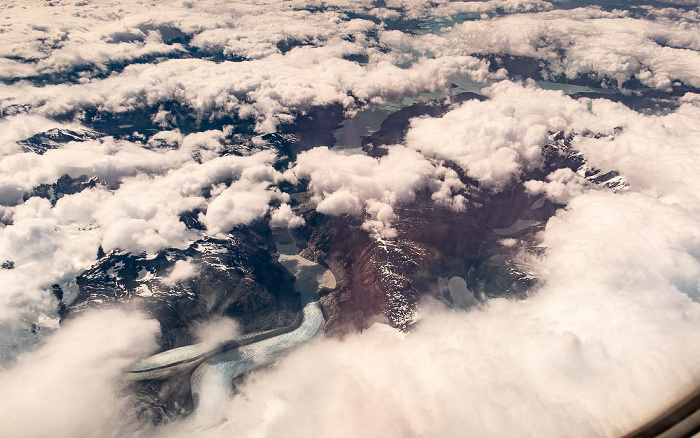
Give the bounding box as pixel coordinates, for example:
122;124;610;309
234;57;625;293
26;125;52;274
0;0;552;80
0;51;491;133
0;0;496;134
190;10;376;60
0;137;283;251
404;81;612;189
269;203;305;229
200;181;278;236
290;146;464;237
162;258;198;286
0;138;282;354
0;0;227;78
3;79;700;438
0;309;159;438
0;196;103;361
525;168;593;204
386;7;700;90
191;316;241;344
3;0;698;95
574;95;700;207
0;115;90;157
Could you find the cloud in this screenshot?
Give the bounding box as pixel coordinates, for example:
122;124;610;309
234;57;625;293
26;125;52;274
269;203;305;229
0;196;102;335
574;95;700;207
316;188;363;216
387;7;700;90
0;115;90;157
190;11;376;60
0;138;282;354
1;1;700;437
3;76;700;438
199;180;278;236
4;1;697;95
524;167;593;204
0;0;234;79
1;47;491;133
290;146;464;237
403;81;608;190
191;316;241;344
8;125;700;438
0;135;283;251
0;309;159;438
162;258;198;286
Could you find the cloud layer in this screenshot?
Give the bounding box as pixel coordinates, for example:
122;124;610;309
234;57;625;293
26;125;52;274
1;0;700;437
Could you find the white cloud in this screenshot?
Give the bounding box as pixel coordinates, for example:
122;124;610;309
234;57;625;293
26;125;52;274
0;49;491;133
0;135;283;250
0;309;159;438
0;197;102;329
190;11;376;60
525;168;593;204
200;180;277;236
404;81;604;189
390;7;700;90
2;1;700;437
269;203;305;229
290;146;464;237
574;96;700;207
316;188;363;216
162;258;198;286
0;115;89;157
0;139;282;347
191;316;241;344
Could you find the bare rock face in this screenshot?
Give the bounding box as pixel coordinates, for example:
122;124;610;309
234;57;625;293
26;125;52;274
67;225;299;351
19;128;101;155
301;192;539;334
297;118;619;334
301;214;440;332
